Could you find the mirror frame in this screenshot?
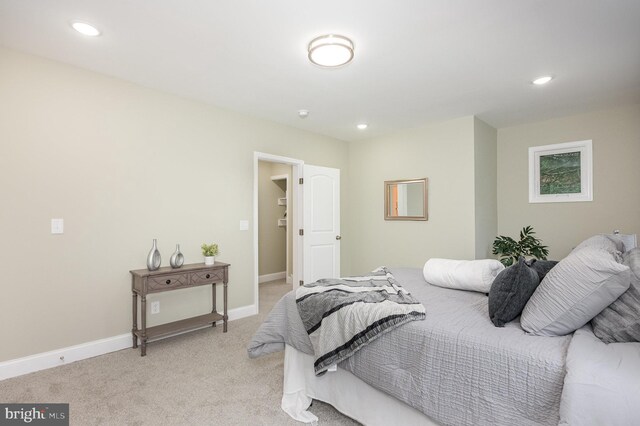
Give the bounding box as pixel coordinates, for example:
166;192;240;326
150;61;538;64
384;178;428;221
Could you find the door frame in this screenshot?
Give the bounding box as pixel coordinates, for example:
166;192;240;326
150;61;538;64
253;152;304;314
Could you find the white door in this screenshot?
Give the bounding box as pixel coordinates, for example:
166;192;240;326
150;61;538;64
302;165;340;284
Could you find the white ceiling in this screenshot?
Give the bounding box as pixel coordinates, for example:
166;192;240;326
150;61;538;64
1;0;639;142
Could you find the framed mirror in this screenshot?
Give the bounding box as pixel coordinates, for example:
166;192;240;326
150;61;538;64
384;178;428;221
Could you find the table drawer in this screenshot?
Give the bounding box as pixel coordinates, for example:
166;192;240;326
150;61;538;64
147;274;188;291
191;269;225;285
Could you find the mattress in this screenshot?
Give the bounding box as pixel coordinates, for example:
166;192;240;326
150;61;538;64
249;267;572;425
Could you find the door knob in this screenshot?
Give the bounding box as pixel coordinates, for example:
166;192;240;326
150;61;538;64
336;235;342;240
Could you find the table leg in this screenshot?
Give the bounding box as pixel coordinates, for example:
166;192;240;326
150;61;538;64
223;280;228;333
141;295;147;356
212;283;217;328
132;292;138;349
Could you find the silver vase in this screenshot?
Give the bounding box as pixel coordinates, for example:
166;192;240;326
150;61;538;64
170;244;184;269
146;239;161;271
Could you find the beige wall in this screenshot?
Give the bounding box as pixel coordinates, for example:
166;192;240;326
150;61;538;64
497;104;640;259
474;118;498;258
258;161;286;276
270;162;294;280
0;47;349;362
347;116;479;273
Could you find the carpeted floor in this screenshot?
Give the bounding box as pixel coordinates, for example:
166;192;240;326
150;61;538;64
0;280;359;425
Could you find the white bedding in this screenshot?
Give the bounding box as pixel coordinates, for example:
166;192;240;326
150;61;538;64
560;325;640;425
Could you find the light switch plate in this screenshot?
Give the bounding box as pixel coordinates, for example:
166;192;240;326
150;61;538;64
51;218;64;234
239;220;249;231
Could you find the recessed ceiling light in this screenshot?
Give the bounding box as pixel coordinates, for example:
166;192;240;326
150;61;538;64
308;34;354;67
532;76;553;85
71;21;101;37
357;123;368;130
298;109;309;119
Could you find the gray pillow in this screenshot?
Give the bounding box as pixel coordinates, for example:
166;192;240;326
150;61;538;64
573;234;624;256
591;248;640;343
521;247;631;336
527;259;559;281
489;257;540;327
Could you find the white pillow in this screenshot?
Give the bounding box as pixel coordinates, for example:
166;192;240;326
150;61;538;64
521;247;630;336
559;326;640;426
423;258;505;293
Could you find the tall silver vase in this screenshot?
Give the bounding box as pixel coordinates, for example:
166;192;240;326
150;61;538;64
170;244;184;269
147;239;161;271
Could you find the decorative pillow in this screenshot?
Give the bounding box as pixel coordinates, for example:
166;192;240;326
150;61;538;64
488;257;540;327
591;248;640;343
521;247;631;337
527;259;559;281
423;258;504;293
573;234;624;256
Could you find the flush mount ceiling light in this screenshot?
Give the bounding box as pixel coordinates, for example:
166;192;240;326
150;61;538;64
532;75;553;85
308;34;354;67
357;123;368;130
71;21;101;37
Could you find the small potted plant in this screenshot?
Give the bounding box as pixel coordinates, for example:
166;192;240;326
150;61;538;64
201;243;219;266
492;226;549;266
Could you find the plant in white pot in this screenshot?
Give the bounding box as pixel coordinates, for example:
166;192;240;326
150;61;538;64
201;243;219;266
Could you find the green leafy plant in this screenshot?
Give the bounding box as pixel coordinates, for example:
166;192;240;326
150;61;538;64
201;243;219;257
492;226;549;266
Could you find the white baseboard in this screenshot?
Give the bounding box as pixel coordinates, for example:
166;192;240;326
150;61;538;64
226;304;257;321
286;275;292;284
259;271;286;283
0;304;257;381
0;334;131;382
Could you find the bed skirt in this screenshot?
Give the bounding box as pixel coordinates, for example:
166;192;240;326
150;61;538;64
282;344;439;425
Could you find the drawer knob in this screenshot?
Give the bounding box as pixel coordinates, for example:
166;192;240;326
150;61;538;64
165;279;171;285
206;274;211;279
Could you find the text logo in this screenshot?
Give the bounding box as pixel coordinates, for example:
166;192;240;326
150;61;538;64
1;404;68;426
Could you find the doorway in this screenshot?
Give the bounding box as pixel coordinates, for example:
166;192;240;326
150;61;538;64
257;161;292;308
253;153;303;314
252;152;341;315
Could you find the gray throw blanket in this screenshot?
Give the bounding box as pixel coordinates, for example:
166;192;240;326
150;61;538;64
296;267;426;375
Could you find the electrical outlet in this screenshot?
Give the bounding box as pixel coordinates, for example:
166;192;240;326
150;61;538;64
151;301;160;314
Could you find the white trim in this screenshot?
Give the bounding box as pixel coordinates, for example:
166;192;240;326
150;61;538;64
286;274;293;285
0;304;257;381
254;152;304;315
225;303;257;321
0;334;131;381
259;271;286;283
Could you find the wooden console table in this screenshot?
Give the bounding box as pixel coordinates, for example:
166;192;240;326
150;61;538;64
130;262;229;356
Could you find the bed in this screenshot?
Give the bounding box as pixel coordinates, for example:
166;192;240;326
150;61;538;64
249;266;640;425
